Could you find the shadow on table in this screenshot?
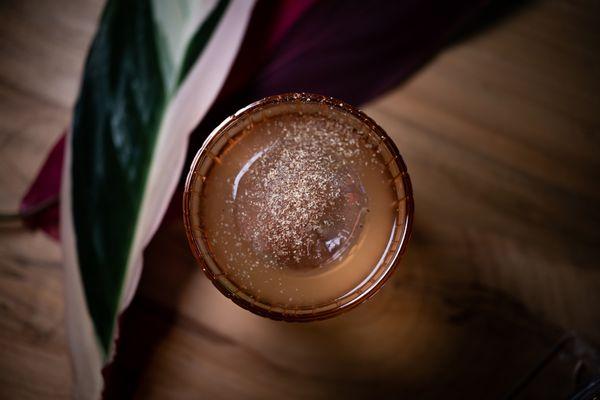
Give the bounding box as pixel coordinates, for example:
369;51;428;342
101;215;584;399
450;0;537;45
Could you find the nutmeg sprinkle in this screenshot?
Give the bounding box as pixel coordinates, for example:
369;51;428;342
230;114;370;270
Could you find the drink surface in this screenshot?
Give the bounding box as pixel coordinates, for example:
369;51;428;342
194;100;405;309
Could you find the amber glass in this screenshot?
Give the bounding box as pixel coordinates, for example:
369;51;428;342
183;93;413;321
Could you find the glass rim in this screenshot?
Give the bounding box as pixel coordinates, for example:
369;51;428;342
183;92;414;321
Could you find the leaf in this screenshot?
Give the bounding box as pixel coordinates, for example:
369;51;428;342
60;0;255;397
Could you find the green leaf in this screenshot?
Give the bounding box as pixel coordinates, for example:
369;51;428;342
70;0;233;355
62;2;255;396
71;0;166;356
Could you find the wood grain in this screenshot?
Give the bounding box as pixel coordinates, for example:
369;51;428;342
0;0;103;399
0;1;599;399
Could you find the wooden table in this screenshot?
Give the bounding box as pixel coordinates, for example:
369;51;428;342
1;1;599;399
